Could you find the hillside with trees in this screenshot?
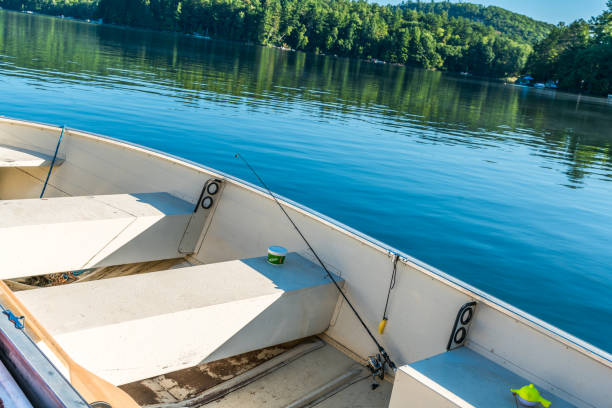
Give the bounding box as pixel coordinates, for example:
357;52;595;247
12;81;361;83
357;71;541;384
0;0;535;77
525;1;611;95
1;0;609;96
399;1;553;44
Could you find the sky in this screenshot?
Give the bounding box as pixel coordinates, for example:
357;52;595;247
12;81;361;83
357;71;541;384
386;0;609;24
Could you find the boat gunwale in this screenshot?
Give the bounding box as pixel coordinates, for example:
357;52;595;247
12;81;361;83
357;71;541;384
1;115;610;367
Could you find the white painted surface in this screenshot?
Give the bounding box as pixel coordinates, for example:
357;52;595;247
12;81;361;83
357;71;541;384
17;254;342;385
196;171;612;408
197;181;474;362
389;365;471;408
0;192;193;278
0;145;61;167
0;121;211;202
467;306;609;407
389;347;576;408
1;118;610;408
0;166;68;199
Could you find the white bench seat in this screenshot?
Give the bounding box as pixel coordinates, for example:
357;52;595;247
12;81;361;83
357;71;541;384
389;347;577;408
16;253;342;385
0;145;62;167
0;193;193;278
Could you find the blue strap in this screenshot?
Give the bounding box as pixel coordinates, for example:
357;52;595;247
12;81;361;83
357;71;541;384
3;309;25;329
40;125;65;198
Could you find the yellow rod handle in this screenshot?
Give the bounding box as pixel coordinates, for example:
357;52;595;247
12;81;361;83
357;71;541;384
378;318;388;334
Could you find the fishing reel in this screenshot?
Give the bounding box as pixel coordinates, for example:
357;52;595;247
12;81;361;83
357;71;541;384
367;349;397;390
367;354;385;390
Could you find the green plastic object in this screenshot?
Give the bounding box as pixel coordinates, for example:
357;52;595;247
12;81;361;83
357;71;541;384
511;384;551;407
267;246;287;265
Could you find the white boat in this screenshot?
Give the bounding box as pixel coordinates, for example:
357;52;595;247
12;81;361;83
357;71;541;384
192;33;211;40
0;116;610;407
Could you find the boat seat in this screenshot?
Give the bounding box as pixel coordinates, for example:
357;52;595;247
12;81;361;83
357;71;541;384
0;193;194;278
389;347;577;408
16;253;342;385
0;145;63;167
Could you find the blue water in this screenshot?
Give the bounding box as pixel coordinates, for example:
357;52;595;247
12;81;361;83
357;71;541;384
1;11;611;352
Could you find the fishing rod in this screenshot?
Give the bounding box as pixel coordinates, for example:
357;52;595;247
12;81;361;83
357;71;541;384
235;153;397;376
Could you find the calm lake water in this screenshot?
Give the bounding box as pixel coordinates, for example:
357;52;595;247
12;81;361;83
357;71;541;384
1;10;611;352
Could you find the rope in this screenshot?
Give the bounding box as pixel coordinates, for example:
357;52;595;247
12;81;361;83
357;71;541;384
40;125;65;198
235;153;396;371
382;253;399;321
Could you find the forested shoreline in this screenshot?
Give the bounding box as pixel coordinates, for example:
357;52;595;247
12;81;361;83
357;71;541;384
0;0;610;95
525;2;612;96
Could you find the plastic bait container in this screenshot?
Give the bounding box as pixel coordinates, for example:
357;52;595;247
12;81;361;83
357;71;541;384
267;246;287;265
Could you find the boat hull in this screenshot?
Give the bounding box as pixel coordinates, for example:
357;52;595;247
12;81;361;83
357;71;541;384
0;116;610;407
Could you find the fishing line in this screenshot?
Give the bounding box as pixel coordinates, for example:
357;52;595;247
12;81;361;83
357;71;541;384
235;153;397;372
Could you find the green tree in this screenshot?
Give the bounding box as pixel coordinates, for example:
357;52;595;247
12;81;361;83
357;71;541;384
524;2;611;95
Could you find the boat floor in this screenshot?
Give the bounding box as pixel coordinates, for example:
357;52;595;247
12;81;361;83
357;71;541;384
5;258;195;291
121;337;392;407
207;342;392;408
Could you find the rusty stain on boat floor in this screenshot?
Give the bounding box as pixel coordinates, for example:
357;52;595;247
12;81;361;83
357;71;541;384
120;338;313;406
